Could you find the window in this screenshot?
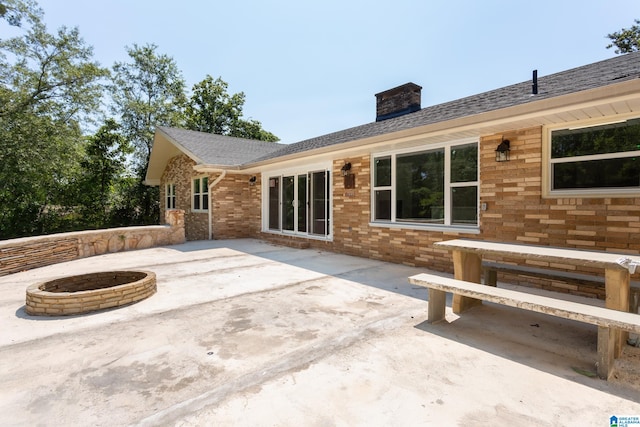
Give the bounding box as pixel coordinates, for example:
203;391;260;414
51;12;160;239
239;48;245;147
372;140;478;228
166;183;176;209
549;118;640;194
192;176;208;211
265;169;330;238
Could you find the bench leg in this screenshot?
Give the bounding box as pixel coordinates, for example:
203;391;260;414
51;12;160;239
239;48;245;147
428;289;447;323
597;326;616;380
605;268;630;358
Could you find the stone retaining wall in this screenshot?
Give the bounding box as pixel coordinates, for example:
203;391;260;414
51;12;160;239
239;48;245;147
0;210;185;277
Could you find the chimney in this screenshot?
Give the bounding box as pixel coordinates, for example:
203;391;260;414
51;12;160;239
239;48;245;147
375;82;422;122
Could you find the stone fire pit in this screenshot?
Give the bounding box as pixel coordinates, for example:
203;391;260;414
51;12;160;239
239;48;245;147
25;270;156;316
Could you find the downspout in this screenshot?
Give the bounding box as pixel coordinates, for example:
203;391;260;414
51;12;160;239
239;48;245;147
208;170;226;240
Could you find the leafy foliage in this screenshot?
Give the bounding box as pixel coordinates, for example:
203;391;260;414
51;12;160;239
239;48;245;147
0;0;39;27
185;75;279;142
606;19;640;54
109;43;187;168
0;0;108;238
0;1;278;239
0;113;85;238
76;119;132;227
107;43;188;226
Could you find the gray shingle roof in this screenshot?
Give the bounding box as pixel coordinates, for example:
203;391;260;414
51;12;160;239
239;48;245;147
157;126;284;166
251;52;640;163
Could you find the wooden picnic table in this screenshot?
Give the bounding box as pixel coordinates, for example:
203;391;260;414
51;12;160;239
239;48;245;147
434;238;640;358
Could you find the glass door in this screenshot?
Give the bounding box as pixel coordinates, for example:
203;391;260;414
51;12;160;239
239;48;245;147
266;171;329;237
310;171;329;236
297;174;307;233
282;176;295;231
268;177;280;230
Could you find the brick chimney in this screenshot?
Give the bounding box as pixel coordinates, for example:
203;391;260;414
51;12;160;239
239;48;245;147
375;83;422;122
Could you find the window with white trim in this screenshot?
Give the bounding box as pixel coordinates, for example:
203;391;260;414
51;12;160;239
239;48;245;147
166;183;176;209
550;118;640;193
192;176;208;212
372;140;478;227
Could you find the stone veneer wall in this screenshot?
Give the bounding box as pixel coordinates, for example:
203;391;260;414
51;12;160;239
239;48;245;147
161;155;209;241
0;210;185;277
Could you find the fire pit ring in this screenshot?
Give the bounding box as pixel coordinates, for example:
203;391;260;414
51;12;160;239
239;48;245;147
25;270;156;316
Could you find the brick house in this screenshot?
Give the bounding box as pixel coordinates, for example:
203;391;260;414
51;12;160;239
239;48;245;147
145;52;640;297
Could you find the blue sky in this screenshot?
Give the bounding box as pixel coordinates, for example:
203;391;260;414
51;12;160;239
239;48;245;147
34;0;639;144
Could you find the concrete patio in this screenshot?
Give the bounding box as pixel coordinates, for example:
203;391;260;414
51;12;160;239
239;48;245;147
0;239;638;426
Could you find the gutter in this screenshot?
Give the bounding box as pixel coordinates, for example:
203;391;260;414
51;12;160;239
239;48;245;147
207;170;226;240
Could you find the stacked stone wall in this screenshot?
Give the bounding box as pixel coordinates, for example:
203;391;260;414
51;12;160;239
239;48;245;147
161;155;209;241
0;210;185;277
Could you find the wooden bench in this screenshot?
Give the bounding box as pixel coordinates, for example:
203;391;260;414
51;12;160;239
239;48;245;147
408;273;640;380
482;261;640;314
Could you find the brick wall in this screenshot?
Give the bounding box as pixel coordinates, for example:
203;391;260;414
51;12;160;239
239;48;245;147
160;155;262;240
211;173;262;239
161;128;640;300
326;155;477;274
478;126;640;297
260;126;640;299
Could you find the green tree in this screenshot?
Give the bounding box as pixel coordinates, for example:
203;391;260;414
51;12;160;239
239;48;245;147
606;19;640;53
108;43;187;225
76;119;132;227
0;0;108;238
185;75;278;142
0;0;38;27
110;43;187;169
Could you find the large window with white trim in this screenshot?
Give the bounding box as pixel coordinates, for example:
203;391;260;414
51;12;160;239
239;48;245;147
549;118;640;193
192;176;208;212
266;170;330;238
372;140;478;227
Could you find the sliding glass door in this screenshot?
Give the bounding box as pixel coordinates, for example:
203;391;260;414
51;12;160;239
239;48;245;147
267;170;330;238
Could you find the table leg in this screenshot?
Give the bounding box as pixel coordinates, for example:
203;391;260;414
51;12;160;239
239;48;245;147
452;249;482;314
605;268;630;358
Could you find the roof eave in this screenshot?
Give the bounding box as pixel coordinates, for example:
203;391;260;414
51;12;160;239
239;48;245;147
193;164;243;173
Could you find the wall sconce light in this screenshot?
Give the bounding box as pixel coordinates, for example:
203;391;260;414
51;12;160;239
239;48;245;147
341;162;352;177
495;138;510;162
248;176;257;186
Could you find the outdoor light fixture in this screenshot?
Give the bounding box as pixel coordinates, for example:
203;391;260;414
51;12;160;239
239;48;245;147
248;176;257;186
495;138;510;162
341;162;352;176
